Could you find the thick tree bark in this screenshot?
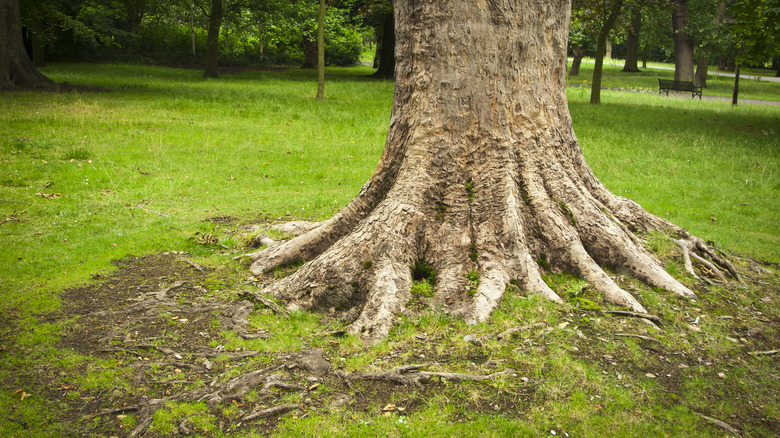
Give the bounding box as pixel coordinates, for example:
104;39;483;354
372;13;395;79
203;0;223;78
671;0;694;82
250;0;702;342
0;0;54;89
622;6;641;73
591;0;624;104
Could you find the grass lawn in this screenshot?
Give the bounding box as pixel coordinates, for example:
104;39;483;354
0;63;778;437
568;58;780;102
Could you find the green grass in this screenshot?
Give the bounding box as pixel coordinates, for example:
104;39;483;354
0;63;778;437
566;85;779;262
568;58;780;102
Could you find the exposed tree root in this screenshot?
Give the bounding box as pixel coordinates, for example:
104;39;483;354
123;364;305;437
237;290;289;316
601;310;663;326
695;412;743;436
677;237;744;284
242;404;299;422
616;333;661;343
345;364;517;389
247;202;741;343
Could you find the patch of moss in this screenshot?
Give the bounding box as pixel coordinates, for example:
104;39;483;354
558;201;577;227
469;243;479;263
465;181;475;202
411;260;436;284
519;184;531;206
572;297;601;310
435;204;447;222
467;270;480;297
410;279;435;297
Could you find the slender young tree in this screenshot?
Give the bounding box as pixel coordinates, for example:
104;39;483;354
591;0;625;104
316;0;325;100
248;0;732;342
0;0;54;89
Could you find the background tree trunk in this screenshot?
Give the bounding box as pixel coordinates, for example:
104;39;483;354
302;38;317;68
591;0;624;104
258;20;263;62
732;62;740;105
371;14;394;78
203;0;223;78
0;0;54;89
191;0;196;56
694;51;709;87
570;46;584;76
672;0;694;82
30;14;45;67
316;0;325;100
249;0;700;342
622;6;641;72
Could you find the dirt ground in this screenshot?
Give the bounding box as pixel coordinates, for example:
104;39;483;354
3;246;778;437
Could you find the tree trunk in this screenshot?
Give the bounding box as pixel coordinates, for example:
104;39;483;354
191;0;196;56
372;13;395;79
570;47;584;76
316;0;325;100
622;6;641;73
302;38;317;69
694;51;709;88
30;14;45;67
258;19;263;62
591;0;624;104
0;0;54;89
203;0;223;78
605;40;612;60
249;0;698;342
671;0;694;82
732;62;740;106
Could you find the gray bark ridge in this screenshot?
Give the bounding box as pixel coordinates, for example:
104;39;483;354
249;0;729;343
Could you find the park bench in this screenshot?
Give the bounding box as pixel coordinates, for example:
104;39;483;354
658;79;703;99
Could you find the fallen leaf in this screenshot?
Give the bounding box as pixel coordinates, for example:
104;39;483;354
382;404;397;412
36;192;62;199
